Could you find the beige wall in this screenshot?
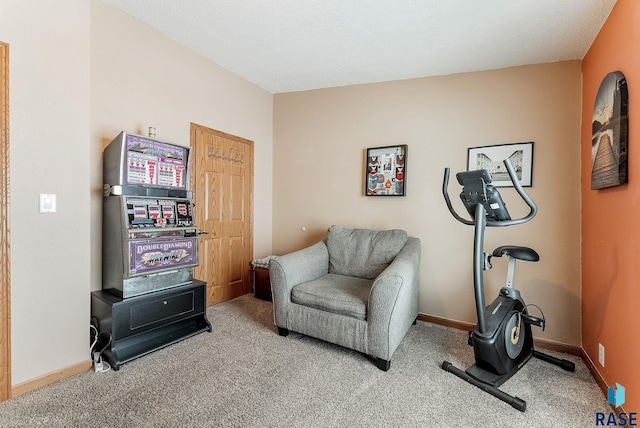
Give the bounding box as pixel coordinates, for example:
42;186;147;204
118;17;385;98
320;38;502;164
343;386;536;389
273;61;582;345
0;0;273;386
90;0;274;293
0;0;91;384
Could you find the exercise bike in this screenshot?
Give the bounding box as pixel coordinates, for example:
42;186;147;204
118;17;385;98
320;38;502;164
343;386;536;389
441;159;575;412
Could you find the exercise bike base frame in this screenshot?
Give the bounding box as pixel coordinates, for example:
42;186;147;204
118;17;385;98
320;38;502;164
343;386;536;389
441;360;527;412
467;351;533;387
441;349;575;412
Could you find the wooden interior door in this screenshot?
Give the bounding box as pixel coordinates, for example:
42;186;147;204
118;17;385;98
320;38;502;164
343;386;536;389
0;41;11;402
191;123;253;305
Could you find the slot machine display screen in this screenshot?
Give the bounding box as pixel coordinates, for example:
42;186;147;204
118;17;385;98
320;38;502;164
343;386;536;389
125;134;188;190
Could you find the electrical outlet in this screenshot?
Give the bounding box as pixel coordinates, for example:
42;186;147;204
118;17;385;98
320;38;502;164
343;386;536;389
599;343;605;367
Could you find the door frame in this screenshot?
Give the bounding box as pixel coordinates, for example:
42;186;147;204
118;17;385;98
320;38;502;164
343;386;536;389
1;41;11;402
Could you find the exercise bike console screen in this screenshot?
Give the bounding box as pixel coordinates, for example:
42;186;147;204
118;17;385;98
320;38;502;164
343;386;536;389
456;170;511;222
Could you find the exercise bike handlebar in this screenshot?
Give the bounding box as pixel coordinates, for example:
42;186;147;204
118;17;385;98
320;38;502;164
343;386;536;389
443;159;537;227
442;168;475;226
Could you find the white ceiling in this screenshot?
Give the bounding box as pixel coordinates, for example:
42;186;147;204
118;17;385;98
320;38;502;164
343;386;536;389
103;0;617;94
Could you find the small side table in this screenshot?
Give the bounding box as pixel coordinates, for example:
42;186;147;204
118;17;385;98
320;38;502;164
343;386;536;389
252;256;275;301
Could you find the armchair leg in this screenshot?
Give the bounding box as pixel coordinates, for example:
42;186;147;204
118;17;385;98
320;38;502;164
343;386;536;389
374;358;391;371
277;327;289;337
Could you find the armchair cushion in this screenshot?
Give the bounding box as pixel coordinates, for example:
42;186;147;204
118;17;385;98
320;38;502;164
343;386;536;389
327;225;407;279
291;274;372;320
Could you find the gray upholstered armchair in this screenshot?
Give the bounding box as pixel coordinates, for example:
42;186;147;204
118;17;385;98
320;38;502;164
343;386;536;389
269;225;421;371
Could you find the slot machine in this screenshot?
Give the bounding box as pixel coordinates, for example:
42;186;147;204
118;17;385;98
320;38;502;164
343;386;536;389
91;131;211;370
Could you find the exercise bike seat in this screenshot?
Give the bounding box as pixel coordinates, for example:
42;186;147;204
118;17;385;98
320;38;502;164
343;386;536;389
492;245;539;262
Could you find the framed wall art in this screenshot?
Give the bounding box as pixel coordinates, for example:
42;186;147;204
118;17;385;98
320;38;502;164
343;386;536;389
591;71;628;190
467;142;534;187
365;145;407;196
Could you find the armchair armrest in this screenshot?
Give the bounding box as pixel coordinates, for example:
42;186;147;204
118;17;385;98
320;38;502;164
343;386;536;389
269;241;329;328
367;237;421;360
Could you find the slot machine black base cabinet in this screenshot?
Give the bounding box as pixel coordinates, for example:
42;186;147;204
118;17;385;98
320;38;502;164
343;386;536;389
91;280;212;370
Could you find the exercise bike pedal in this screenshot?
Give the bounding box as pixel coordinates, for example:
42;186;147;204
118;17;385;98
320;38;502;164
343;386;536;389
521;314;545;329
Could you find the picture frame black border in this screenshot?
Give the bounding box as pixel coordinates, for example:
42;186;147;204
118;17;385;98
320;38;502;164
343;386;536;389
365;144;407;196
466;141;534;187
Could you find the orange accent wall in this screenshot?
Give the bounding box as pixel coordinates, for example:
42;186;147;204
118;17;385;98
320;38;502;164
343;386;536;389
582;0;640;412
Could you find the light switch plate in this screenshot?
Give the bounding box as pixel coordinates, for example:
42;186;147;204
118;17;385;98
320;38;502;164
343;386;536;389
39;194;57;213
